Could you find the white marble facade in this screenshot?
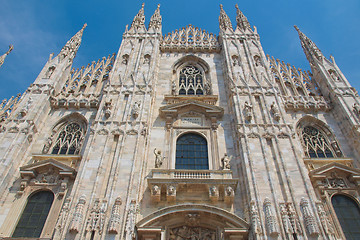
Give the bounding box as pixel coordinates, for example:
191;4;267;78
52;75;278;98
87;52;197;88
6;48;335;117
0;3;359;240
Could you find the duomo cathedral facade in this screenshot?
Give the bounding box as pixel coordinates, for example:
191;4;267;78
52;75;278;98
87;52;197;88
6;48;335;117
0;3;359;240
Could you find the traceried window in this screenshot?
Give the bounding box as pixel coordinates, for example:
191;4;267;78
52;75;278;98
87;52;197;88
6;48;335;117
332;195;360;239
175;133;208;170
51;122;84;155
12;191;54;238
301;126;336;158
178;65;204;95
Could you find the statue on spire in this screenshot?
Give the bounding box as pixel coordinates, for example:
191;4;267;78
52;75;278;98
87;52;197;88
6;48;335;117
131;3;145;30
149;4;162;30
59;24;87;62
235;4;251;30
219;4;232;31
294;25;323;63
0;45;13;68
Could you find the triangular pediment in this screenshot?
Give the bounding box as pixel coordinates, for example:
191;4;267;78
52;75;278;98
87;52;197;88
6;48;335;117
159;100;224;118
309;162;360;178
20;158;76;179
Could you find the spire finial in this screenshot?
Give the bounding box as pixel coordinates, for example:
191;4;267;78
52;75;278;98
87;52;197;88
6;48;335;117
130;3;146;30
0;45;14;68
294;25;323;64
235;4;250;30
219;4;232;31
149;3;162;30
58;24;86;62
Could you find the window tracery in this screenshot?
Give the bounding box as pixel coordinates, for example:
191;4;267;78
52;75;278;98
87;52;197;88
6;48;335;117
49;120;86;155
178;65;204;95
300;126;340;158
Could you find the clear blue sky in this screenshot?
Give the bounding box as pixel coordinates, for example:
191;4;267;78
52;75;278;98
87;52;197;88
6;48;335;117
1;0;360;100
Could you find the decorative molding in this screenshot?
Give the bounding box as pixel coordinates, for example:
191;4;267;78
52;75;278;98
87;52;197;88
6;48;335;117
69;195;87;233
263;198;279;237
108;197;123;234
299;198;319;237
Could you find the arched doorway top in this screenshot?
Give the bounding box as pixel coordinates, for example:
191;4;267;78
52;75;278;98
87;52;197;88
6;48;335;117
137;204;249;229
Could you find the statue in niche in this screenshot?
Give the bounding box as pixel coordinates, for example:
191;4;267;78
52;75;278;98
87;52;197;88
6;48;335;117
154;148;164;168
244;101;253;121
353;103;360;115
143;55;150;64
122;55;129;65
45;66;56;78
204;82;211;95
221;153;232;170
254;55;262;67
270;102;280;121
132;101;141;119
329;69;339;81
42;136;53;154
171;81;177;95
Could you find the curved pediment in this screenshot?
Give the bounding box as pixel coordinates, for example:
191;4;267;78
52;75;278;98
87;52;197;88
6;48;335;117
161;25;221;53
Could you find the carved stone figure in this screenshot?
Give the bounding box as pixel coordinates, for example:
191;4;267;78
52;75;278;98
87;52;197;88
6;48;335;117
45;66;56;78
154;148;164;168
170;226;216;240
108;197;122;233
0;45;13;68
125;200;137;240
300;198;319;237
69;195;87;233
270;102;280;121
103;99;112;119
152;185;160;195
244;101;253;121
42;136;53;154
221;153;232;170
353;103;360;115
132;101;141;119
263;198;279;237
20;97;32;117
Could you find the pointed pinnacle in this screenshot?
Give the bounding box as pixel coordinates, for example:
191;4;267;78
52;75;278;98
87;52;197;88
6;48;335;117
82;23;87;30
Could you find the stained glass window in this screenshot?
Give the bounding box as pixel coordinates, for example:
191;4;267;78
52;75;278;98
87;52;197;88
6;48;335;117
12;191;54;238
175;133;208;170
51;122;84;155
332;195;360;239
178;66;204;95
301;126;335;158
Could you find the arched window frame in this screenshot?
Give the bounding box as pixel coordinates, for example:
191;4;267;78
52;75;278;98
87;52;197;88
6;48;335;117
296;117;343;158
171;55;212;96
43;113;87;155
331;194;360;240
12;190;54;238
171;131;214;170
175;132;209;170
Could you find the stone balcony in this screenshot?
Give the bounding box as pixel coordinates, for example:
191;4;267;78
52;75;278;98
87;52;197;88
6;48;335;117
147;169;238;203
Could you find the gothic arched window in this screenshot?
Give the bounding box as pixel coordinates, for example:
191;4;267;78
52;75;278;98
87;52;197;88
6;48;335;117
175;133;208;170
12;191;54;238
178;65;204;95
332;195;360;239
301;126;336;158
51;121;85;155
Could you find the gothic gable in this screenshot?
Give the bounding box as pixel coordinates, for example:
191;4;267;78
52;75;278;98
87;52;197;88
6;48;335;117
159;100;223;118
20;158;76;179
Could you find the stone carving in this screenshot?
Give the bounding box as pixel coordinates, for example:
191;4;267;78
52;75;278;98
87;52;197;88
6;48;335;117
108;197;122;234
323;172;347;189
69;195;87;233
59;24;86;61
125;200;138;240
263;198;279;237
232;55;240;66
19;97;32;117
86;199;107;234
300;198;319;237
353;103;360;115
130;3;145;30
167;185;176;196
103;99;112;119
235;4;251;30
143;54;150;64
280;203;294;237
254;55;262;67
131;101;141;119
185;213;200;227
219;4;232;31
287;202;302;236
244;101;253;121
148;4;162;30
154;148;164;168
328;69;340;82
250;200;262;236
221;153;232;170
45;66;56;78
152;185;160;195
316;202;335;237
270;102;280;121
0;45;13;68
161;25;220;52
169;226;216;240
55;197;71;235
209;186;217;196
42;133;54;154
